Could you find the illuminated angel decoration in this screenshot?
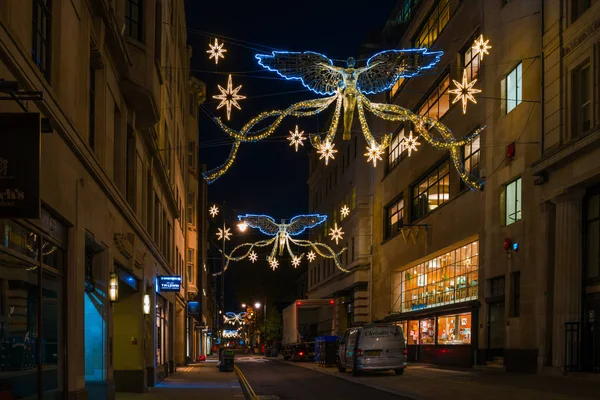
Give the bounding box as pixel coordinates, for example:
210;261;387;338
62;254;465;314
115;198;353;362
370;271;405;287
223;329;241;339
223;312;247;325
213;213;348;275
203;49;485;191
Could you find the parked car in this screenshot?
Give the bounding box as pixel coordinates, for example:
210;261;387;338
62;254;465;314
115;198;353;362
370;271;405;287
337;323;407;376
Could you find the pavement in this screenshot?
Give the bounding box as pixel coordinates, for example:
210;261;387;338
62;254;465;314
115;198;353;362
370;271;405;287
276;357;600;400
115;359;244;400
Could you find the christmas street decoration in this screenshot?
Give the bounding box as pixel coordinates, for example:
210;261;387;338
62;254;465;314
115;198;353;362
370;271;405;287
213;74;246;120
249;251;258;263
472;34;491;60
203;49;484;190
449;69;482;114
223;312;247;325
209;205;219;218
364;142;384;167
402;131;421;156
329;223;344;245
207;38;227;64
213;213;348;275
223;329;241;339
340;205;350;219
288;125;306;152
217;227;232;241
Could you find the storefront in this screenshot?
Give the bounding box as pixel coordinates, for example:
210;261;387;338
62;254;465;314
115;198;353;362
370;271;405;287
386;239;480;367
0;210;67;398
155;295;168;378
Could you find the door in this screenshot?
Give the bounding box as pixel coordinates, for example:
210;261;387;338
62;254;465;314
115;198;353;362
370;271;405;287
488;302;505;356
345;329;358;369
582;296;600;372
338;331;349;366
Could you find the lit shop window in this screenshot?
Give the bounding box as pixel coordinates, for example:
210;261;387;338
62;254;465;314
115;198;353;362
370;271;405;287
437;313;472;345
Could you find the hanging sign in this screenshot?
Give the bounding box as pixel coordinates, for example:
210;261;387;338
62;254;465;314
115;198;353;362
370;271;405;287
0;113;41;218
188;301;200;316
157;275;181;292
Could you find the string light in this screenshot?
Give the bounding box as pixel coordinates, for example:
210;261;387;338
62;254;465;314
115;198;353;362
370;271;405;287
340;205;350;219
307;251;316;262
209;205;219;218
207;38;227;64
364;142;384;167
287;125;306;152
223;312;247;325
449;69;482;114
213;74;246;120
329;223;344;245
217;227;232;241
249;251;258;263
472;34;491;60
317;140;337;165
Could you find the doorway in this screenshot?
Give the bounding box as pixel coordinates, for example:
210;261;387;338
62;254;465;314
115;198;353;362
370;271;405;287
582;295;600;372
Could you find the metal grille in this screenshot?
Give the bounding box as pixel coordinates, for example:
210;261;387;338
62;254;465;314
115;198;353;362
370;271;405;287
564;322;580;373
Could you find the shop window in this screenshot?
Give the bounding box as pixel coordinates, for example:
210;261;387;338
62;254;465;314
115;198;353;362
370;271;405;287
156;297;167;365
503;178;522;225
571;0;591;22
32;0;52;80
463;135;481;179
510;272;520;317
125;0;143;42
420;318;435;344
464;38;480;81
414;0;450;49
585;191;600;280
412;160;450;221
572;63;591;137
437;313;472;344
407;320;420;344
394;240;479;312
502;62;522;114
385;196;404;239
418;74;450;121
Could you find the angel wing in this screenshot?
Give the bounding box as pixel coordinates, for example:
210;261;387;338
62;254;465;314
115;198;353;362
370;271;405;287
357;49;443;95
256;51;344;95
238;214;281;236
285;214;327;236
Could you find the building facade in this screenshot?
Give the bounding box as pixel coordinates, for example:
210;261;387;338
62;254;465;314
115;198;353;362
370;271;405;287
0;1;209;399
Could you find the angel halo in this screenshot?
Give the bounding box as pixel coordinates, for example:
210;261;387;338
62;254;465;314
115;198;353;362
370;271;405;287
204;49;484;191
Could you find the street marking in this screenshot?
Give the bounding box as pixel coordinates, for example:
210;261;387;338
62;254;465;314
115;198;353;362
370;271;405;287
235;365;258;400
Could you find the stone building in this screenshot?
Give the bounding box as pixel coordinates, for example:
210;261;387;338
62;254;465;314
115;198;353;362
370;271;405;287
0;0;209;399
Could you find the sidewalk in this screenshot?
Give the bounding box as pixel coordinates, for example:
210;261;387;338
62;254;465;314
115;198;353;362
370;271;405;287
116;360;244;400
278;359;600;400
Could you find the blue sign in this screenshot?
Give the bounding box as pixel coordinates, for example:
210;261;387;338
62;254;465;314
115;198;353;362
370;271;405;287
188;301;200;316
157;276;181;292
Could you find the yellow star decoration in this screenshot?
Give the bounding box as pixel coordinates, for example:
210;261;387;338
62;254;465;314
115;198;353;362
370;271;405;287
472;34;491;60
217;227;232;241
340;205;350;219
364;142;384;167
209;205;219;218
317;140;337;165
249;251;258;263
213;74;246;121
268;257;279;270
207;38;227;65
449;69;482;114
403;131;420;157
288;125;306;152
307;251;316;262
291;255;302;268
329;223;344;245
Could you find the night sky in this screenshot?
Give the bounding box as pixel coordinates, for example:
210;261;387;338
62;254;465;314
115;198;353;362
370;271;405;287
185;0;396;311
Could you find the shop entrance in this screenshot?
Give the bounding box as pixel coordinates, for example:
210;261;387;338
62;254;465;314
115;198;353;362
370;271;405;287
582;295;600;372
487;301;505;358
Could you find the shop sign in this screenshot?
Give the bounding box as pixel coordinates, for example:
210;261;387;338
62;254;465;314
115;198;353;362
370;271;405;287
0;113;41;219
157;275;181;292
0;219;38;261
411;303;427;311
188;301;200;316
194;322;206;331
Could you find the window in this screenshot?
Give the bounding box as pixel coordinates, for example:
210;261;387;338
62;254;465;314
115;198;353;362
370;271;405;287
510;272;520;317
437;313;472;344
89;65;95;150
187;263;193;283
351;237;355;262
389;77;406;99
463;135;480;179
351;186;357;209
392;240;479;312
189;93;197;116
385;197;404;239
398;0;421;23
572;64;591;136
490;275;505;298
503;63;522;114
187;192;195;226
188;141;196;169
166;222;172;262
418;74;450;121
154;195;160;243
584;191;600;280
504;178;522;225
32;0;52;79
354;136;358;158
125;0;143;42
464;40;480;81
154;2;162;62
415;0;450;48
571;0;591;22
412;160;450;221
388;127;407;171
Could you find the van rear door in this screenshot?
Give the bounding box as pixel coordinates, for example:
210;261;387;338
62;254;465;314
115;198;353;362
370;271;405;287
359;325;405;360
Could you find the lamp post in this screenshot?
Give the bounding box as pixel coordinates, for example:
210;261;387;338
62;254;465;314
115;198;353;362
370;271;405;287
254;301;266;355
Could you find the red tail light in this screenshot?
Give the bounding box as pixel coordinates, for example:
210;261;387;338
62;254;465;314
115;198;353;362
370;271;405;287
356;349;364;358
402;348;408;355
298;351;304;356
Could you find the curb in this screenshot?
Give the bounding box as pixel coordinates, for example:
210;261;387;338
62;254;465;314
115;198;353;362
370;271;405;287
235;365;258;400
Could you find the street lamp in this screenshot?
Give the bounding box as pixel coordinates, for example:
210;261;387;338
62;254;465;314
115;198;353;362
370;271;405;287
254;302;267;355
237;222;248;232
241;303;247;309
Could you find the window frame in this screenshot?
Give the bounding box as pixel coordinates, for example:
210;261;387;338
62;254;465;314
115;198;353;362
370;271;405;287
413;0;450;49
125;0;144;43
509;271;520;317
387;125;408;173
571;0;591;23
463;34;481;82
503;177;522;226
385;195;405;240
503;62;522;114
572;62;591;137
417;72;451;121
463;134;481;180
584;189;600;283
32;0;52;80
411;159;451;221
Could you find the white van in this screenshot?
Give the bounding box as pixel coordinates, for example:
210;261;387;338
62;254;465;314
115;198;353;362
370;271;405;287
337;324;407;376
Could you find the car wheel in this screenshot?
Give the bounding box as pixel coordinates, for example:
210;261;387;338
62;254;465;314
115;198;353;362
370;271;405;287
394;368;405;375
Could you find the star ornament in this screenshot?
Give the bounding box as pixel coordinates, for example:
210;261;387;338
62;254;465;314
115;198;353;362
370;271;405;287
249;251;258;263
402;131;420;157
472;34;491;60
449;69;482;114
329;223;344;245
317;140;337;165
209;205;219;218
291;255;302;268
217;227;232;241
268;257;279;270
340;205;350;219
288;125;306;152
207;38;227;64
364;142;383;167
213;74;246;121
307;251;316;262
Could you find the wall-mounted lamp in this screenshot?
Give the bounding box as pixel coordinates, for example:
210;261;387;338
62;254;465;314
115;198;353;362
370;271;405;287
109;272;119;303
143;294;151;315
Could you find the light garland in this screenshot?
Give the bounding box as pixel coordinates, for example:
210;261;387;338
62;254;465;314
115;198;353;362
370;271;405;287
213;213;348;275
340;205;350;219
473;34;491;60
449;69;482;114
209;205;219;218
204;50;484;190
213;74;246;121
288;125;306;152
223;329;241;339
207;38;227;64
329;223;344;245
223;312;247;325
217;227;232;241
